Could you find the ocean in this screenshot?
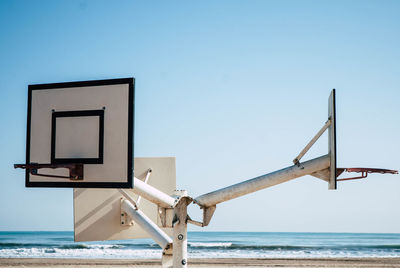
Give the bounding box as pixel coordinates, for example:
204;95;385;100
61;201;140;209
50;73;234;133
0;231;399;259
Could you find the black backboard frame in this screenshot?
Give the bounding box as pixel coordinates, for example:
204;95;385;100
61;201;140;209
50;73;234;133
25;78;134;188
51;109;104;165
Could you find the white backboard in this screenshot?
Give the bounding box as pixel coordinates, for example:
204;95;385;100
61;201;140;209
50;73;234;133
26;78;134;188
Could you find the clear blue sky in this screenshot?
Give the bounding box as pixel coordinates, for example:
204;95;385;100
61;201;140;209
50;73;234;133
0;0;399;233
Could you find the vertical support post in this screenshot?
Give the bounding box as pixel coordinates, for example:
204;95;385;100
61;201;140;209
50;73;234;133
173;196;191;268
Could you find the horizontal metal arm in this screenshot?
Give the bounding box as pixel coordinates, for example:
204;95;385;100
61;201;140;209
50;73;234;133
194;154;330;208
133;177;177;208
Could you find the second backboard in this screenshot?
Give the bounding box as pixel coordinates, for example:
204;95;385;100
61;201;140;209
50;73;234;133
74;157;176;242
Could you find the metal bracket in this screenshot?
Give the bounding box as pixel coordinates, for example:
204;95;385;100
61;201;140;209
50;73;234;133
172;196;192;227
310;167;330;182
186;205;217;227
14;163;84;180
120;198;134;226
186;215;203;227
202;205;216;227
162;244;173;268
158;206;174;228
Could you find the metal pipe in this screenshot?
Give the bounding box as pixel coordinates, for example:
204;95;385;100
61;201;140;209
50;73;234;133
121;199;172;249
133;177;176;208
136;169;152;206
118;189;137;206
194;154;330;208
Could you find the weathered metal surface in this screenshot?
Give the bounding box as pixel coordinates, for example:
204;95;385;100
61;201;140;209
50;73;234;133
310;168;330;182
158;207;174;228
172;197;191;268
202;205;216;227
194;154;330;208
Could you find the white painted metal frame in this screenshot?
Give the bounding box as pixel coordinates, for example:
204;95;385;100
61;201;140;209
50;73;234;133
132;177;177;208
75;90;338;268
128;154;333;267
121;199;172;250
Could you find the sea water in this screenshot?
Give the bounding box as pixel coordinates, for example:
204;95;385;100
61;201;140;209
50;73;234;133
0;231;399;259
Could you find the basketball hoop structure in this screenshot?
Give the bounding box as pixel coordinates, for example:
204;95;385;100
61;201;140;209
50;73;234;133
337;168;398;181
14;163;84;180
14;84;398;268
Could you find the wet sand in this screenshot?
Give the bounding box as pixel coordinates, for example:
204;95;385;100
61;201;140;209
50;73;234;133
1;258;400;267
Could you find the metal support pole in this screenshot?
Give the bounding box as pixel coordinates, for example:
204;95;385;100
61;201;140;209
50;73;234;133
136;168;152;206
133;177;177;208
172;197;191;268
194;154;330;208
121;199;172;250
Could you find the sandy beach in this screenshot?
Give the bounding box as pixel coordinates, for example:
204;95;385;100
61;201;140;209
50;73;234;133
1;258;400;268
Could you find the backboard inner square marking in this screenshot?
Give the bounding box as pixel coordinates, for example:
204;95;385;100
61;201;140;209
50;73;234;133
56;116;99;158
51;110;104;164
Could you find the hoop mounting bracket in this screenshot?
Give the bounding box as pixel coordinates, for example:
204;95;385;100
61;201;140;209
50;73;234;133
14;163;84;180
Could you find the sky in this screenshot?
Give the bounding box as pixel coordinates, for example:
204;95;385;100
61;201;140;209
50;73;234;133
0;0;399;233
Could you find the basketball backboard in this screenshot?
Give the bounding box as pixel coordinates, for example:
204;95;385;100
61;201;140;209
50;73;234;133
328;89;337;190
74;157;176;242
24;78;134;188
293;89;337;189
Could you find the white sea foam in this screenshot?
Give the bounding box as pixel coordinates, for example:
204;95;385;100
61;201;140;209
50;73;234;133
189;242;232;247
1;232;400;259
0;248;161;259
1;247;400;259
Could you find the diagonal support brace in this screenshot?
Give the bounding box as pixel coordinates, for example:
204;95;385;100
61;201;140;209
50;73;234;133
293;119;331;166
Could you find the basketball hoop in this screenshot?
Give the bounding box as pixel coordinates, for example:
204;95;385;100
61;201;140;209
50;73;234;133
337;168;398;181
14;163;84;180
